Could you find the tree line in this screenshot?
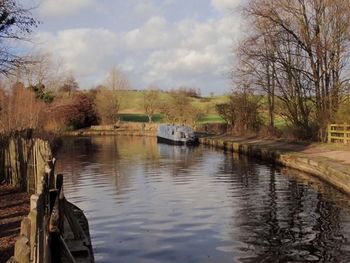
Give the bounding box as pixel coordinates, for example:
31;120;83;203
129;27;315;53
0;63;207;133
0;0;207;133
219;0;350;140
4;0;350;140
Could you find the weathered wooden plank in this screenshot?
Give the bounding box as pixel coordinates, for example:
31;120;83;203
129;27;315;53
49;195;60;234
56;174;63;191
64;202;86;240
59;235;76;263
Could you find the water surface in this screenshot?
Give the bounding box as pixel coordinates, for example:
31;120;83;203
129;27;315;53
57;136;350;263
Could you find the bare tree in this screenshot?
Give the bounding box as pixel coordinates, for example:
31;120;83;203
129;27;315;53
216;80;262;134
237;0;350;140
13;52;66;88
58;74;79;95
0;0;38;75
143;85;160;123
95;67;129;124
8;51;68;99
106;66;129;91
160;89;203;125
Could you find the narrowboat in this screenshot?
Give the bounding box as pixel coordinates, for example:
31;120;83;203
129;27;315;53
157;124;198;145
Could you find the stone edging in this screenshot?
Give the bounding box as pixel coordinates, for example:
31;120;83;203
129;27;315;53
199;137;350;195
64;130;156;137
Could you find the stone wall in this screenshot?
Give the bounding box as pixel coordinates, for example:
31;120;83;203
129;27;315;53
199;137;350;195
69;122;160;137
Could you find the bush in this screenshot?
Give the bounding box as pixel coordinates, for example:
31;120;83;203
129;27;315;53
335;101;350;123
216;92;262;133
45;92;98;132
0;82;46;133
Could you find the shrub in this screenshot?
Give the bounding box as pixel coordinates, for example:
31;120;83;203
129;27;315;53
45;92;98;132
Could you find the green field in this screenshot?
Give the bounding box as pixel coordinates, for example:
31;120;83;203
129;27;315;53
119;90;227;124
118;90;286;127
118;113;163;123
197;114;225;124
118;113;225;124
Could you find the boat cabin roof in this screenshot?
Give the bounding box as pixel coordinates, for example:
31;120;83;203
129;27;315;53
158;124;193;133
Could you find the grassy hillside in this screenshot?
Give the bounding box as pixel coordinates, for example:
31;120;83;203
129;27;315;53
119;90;227;123
111;90;290;129
117;90;290;128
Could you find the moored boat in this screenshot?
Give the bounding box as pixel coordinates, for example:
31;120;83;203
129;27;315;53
157;124;198;145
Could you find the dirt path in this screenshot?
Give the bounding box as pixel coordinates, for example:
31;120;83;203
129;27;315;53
0;185;29;263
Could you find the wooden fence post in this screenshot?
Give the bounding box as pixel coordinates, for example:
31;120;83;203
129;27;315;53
327;124;350;144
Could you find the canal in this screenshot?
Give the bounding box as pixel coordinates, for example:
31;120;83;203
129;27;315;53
57;136;350;263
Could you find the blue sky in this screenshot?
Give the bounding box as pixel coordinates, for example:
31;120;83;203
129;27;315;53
24;0;244;95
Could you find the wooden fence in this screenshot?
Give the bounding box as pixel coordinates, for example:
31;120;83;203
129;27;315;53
0;136;52;193
9;159;94;263
327;124;350;143
2;136;95;263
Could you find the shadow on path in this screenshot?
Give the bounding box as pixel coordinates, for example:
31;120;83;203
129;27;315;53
0;185;29;263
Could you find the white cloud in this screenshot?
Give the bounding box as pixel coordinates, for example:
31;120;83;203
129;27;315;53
39;0;94;17
33;13;241;93
124;17;171;51
35;28;119;80
139;16;238;88
146;49;219;77
211;0;242;11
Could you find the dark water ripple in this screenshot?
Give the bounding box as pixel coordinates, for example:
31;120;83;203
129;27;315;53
56;136;350;263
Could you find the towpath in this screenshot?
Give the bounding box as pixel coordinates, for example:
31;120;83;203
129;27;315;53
210;135;350;166
0;185;29;263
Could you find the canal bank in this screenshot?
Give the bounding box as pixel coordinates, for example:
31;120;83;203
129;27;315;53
200;136;350;196
0;185;30;263
65;123;159;137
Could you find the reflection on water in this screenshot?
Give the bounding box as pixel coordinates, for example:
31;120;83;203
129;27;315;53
56;136;350;263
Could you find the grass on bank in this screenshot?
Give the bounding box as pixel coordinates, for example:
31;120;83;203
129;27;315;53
118;113;163;123
120;90;227;116
197;114;225;124
117;91;290;130
118;90;228;124
117;113;225;124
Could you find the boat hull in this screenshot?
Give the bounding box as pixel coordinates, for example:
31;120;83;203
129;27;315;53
157;136;198;145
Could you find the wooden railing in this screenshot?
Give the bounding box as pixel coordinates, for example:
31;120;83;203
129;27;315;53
9;159;94;263
327;124;350;143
